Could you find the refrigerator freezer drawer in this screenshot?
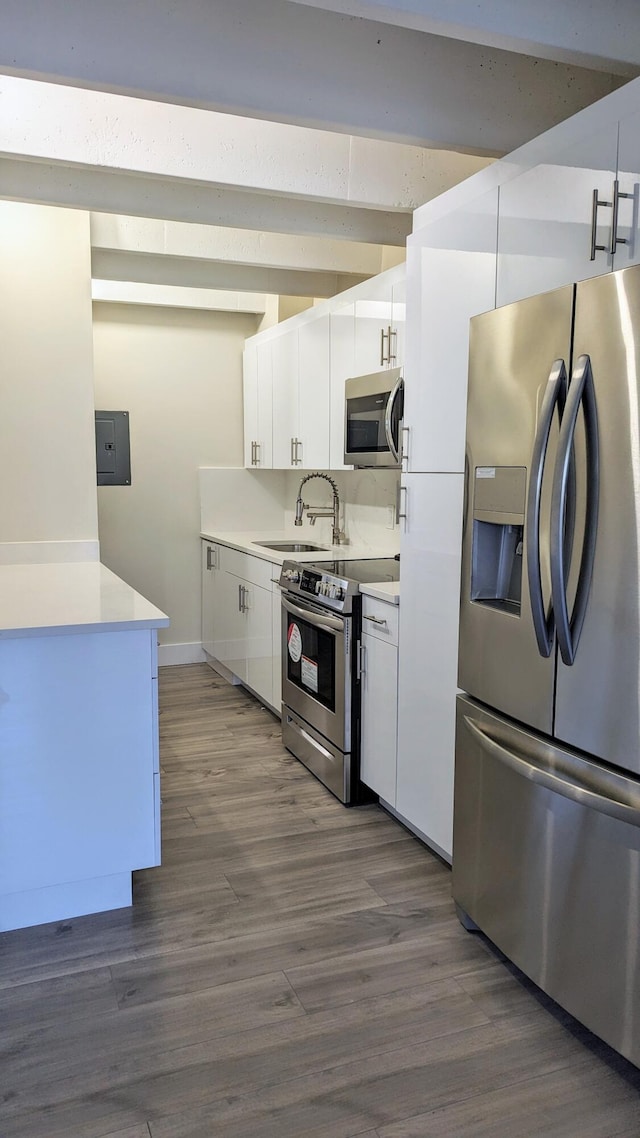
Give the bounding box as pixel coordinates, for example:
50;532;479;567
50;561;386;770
452;694;640;1066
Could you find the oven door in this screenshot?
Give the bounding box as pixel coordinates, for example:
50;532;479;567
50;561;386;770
281;592;351;752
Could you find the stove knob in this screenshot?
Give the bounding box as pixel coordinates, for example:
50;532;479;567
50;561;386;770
335;586;344;601
315;580;322;594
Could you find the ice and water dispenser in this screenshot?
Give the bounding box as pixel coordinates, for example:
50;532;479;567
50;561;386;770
471;466;526;615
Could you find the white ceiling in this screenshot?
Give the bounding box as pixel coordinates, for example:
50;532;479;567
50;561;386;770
1;0;637;298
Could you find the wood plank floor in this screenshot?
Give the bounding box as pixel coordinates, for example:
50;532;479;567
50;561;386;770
2;662;640;1137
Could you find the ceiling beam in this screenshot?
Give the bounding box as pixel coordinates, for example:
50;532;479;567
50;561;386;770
91;249;369;298
90;214;390;276
0;159;412;246
0;0;625;154
287;0;640;76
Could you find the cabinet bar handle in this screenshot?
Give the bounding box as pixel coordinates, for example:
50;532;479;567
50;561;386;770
380;327;388;366
590;187;611;260
388;326;397;363
401;425;410;470
610;179;633;255
295;438;302;465
238;583;243;611
206;545;216;570
398;485;408;528
363;614;388;626
255;441;260;466
290;437;296;466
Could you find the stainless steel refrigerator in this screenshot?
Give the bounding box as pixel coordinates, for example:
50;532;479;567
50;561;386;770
453;262;640;1066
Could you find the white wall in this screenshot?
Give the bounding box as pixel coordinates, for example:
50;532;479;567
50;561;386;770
92;303;259;658
0;202;98;562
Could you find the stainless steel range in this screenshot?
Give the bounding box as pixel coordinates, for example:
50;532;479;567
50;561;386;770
278;557;399;804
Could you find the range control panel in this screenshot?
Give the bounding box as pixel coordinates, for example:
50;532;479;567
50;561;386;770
279;563;353;612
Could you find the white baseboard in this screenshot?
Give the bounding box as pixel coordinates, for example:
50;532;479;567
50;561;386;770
158;642;206;667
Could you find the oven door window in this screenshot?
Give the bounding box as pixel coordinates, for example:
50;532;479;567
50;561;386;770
285;615;336;712
345;392;390;454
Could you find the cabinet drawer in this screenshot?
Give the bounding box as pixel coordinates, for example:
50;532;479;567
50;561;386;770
219;546;276;590
361;596;399;645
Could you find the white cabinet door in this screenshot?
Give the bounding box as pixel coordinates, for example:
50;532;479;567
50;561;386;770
496;123;618;307
272;585;282;714
244;581;274;707
614;107;640;269
391;273;406;369
201;540;219;656
360;632;397;805
404;187;498;475
354;276;394;375
298;315;330;470
243;345;258;469
396;472;464;863
213;566;247;682
272;328;300;469
329;303;356;469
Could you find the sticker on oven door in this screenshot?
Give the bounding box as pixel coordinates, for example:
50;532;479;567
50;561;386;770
301;655;318;693
287;622;302;663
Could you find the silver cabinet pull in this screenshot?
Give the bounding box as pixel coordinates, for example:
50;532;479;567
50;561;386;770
609;179;633;255
254;441;261;466
238;583;243;612
357;642;366;680
363;614;388;627
590;187;612;260
295;438;302;465
242;585;249;612
206;545;217;571
290;437;296;466
379;325;395;365
401;425;410;470
398;484;408;528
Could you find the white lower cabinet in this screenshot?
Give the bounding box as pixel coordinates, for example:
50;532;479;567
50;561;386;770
395;472;464;863
201;540;280;713
360;595;399;806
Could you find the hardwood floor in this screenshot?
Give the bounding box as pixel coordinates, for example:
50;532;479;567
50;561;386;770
2;662;640;1137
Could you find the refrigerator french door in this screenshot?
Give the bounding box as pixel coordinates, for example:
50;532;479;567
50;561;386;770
454;262;640;1067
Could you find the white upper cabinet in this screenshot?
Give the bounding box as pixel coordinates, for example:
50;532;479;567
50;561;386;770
272;327;300;468
403;187;499;475
243;264;405;471
353;274;400;375
298;315;330;470
329;301;356;470
496;123;618;308
244;340;273;468
614;107;640;270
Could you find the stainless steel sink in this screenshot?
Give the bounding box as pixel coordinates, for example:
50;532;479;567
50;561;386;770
252;540;330;553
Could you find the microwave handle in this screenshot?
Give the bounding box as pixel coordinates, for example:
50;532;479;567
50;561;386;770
384;376;403;464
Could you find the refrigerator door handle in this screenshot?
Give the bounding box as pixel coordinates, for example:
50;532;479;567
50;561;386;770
550;353;600;666
526;358;567;657
464;715;640;827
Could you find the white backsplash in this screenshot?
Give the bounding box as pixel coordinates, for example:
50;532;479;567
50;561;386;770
283;468;401;553
199;465;401;553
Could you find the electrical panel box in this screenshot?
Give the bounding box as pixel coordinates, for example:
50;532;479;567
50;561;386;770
95;410;131;486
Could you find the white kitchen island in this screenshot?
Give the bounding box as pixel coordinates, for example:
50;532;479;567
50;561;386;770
0;561;169;932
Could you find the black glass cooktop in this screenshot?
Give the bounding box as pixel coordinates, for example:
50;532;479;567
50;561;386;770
310;557;400;585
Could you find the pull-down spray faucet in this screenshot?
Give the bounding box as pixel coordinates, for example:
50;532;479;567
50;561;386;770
294;472;343;546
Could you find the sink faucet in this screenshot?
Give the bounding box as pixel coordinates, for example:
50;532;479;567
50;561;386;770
294;472;344;545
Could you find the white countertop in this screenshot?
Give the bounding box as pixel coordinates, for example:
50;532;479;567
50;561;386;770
0;562;169;640
200;529;399;566
360;581;400;605
201;530;401;601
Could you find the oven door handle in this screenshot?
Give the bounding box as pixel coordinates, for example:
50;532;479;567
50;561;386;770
282;595;345;634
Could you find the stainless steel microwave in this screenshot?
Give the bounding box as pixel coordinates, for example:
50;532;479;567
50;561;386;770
344;367;404;468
